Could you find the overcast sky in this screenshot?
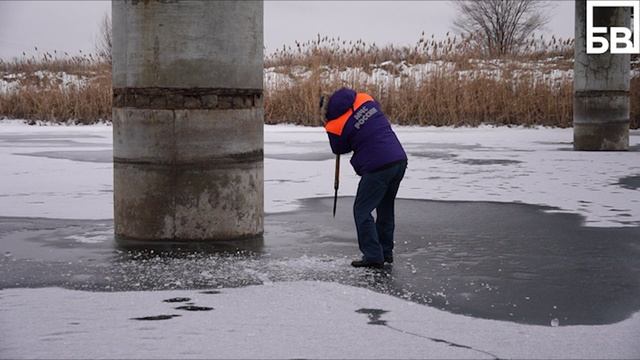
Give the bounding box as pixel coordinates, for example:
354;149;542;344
0;0;575;60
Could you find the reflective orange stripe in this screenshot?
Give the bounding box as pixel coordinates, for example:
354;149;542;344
324;93;375;136
353;93;374;111
324;109;352;136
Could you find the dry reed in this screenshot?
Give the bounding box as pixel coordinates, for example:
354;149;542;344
0;35;638;128
0;51;111;123
265;33;637;128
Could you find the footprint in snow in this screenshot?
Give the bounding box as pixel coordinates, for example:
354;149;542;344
163;297;190;303
356;308;389;325
175;305;213;311
131;314;182;321
200;290;221;294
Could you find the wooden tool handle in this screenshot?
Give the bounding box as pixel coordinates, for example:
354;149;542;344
334;154;340;190
333;154;340;217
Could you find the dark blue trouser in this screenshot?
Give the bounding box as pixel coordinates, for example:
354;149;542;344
353;160;407;263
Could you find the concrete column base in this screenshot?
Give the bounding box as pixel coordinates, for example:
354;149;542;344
573;91;630;151
573;123;629;151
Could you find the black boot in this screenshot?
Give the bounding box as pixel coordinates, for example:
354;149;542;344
384;255;393;264
351;259;384;269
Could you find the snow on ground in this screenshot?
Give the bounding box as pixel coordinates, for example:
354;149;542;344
1;121;639;358
1;281;638;359
268;125;640;227
1;121;639;227
0;70;93;93
0;121;113;219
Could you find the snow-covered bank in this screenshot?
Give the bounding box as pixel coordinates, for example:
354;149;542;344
4;59;638;95
264;57;640;91
1;122;639;227
1;281;638;359
0;70;94;94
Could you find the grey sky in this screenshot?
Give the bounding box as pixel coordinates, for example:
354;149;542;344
0;0;575;60
0;1;111;59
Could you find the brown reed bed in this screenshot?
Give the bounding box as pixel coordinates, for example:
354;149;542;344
265;33;637;128
0;76;111;124
264;70;575;127
0;52;111;124
0;35;638;128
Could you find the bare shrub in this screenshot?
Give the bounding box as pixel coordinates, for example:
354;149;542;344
453;0;552;57
95;12;112;64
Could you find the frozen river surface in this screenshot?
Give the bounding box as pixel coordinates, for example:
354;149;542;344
0;121;639;358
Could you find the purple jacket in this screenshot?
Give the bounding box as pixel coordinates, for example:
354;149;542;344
324;88;407;176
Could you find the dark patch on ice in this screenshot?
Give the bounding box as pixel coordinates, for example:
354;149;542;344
408;151;521;166
0;133;104;140
14;150;112;163
409;151;458;160
131;314;181;321
200;290;221;295
175;305;213;311
265;153;334;161
355;308;388;325
408;142;483;151
535;141;573;146
616;175;640;190
267;197;640;326
1;196;639;326
0;137;106;148
265;179;308;184
455;158;522;165
163;297;190;303
264;140;327;149
367;320;388;326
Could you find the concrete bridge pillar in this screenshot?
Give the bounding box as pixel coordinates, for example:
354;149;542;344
574;0;630;150
112;1;263;241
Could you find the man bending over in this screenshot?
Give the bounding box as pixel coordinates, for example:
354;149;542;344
323;87;407;269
